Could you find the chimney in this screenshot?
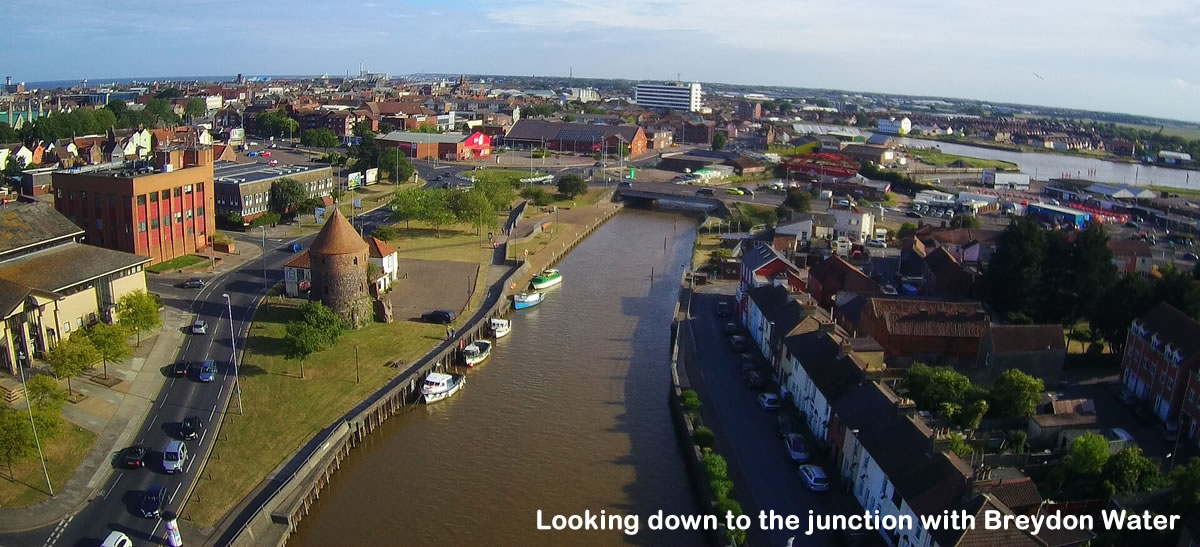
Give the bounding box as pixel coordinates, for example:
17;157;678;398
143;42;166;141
818;321;836;335
4;76;10;87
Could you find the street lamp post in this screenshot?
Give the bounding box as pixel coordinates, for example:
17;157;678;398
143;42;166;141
260;226;267;291
222;294;244;415
16;351;53;495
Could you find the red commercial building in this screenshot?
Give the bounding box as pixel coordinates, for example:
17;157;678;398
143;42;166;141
52;147;216;265
376;131;492;161
1121;302;1200;427
504;120;647;158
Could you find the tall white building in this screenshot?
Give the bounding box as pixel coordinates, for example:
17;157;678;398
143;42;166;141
876;117;911;135
634;82;703;112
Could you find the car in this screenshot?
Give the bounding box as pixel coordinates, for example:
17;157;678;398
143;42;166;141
725;188;745;195
744;370;764;389
934;209;945;218
140;483;165;518
1111;427;1136;443
616;181;633;188
198;360;216;382
737;187;755;197
261;151;272;157
777;415;793;438
246;151;258;157
1132;404;1155;424
163;440;187;474
101;531;133;547
798;464;830;492
269;143;278;149
716;301;730;317
758;393;781;410
181;278;205;289
247;141;259;147
179;416;202;440
906;212;922;219
866;239;887;248
1048;199;1061;206
695;188;716;196
593;161;602;167
268;159;279;166
784;434;810;462
730;335;747;352
1125;221;1139;229
1184;252;1199;261
422;310;456;324
945;210;956;218
723;322;737;335
740;356;756;372
173;361;189;377
122;445;149;468
191;320;207;335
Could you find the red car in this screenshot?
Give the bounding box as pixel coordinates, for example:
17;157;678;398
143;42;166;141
261;151;272;157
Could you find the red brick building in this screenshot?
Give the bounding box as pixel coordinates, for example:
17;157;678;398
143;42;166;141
858;298;986;364
52;147;216;265
376;131;492;161
504;120;647;158
1121;302;1200;426
806;255;880;308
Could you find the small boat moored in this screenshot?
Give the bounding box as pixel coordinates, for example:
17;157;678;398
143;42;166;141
462;340;493;367
421;372;465;403
530;269;563;290
489;318;511;338
513;291;545;310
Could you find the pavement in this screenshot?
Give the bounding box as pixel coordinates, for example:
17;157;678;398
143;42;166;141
0;242;266;537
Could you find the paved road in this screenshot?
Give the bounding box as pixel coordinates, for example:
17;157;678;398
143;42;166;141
685;288;866;547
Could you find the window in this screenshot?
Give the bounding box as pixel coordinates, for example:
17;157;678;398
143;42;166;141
137;195;146;205
56;189;62;198
138;221;147;232
163;215;169;227
184;185;193;193
174;212;182;223
62;322;70;333
174;187;182;197
96;219;103;229
150;193;158;203
151;218;159;229
186;210;193;219
108;195;116;206
81;191;87;200
197;206;204;217
125;223;130;234
162;190;169;200
1168;377;1176;391
68;191;75;200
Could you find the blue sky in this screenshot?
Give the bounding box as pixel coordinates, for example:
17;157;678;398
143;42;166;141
2;0;1198;122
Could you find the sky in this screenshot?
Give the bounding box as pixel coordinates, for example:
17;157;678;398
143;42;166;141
2;0;1199;123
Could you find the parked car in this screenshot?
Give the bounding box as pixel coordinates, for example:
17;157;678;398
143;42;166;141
799;465;830;492
268;159;279;166
122;445;149;468
162;440;187;474
421;310;456;324
744;370;764;389
784;434;810;462
696;188;716;196
777;415;793;438
179;416;202;440
181;278;205;289
261;151;272;157
101;531;133;547
1111;427;1136;443
725;188;745;195
1125;221;1139;229
730;335;747;352
198;360;216;382
139;483;165;518
740;357;757;372
1132;404;1155;424
906;212;922;219
618;182;633;188
716;301;730;317
191;320;207;335
758;393;781;410
866;239;887;248
173;361;189;377
737;187;755;197
1184;252;1199;261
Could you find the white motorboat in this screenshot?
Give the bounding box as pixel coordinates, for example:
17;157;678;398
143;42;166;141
462;340;493;367
513;291;545;310
489;318;511;338
421;372;465;403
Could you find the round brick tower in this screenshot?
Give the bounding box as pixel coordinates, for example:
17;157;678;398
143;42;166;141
308;209;370;327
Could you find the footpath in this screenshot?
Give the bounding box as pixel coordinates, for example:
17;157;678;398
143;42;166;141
0;243;265;534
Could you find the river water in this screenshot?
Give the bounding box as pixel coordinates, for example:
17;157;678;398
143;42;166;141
897;136;1200;189
289;210;703;546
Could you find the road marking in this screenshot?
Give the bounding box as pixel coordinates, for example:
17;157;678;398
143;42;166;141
186;458;195;474
102;473;123;500
159;392;169;407
209;403;218;420
171;482;182;501
199;429;206;444
146;413;158;430
152;517;163;537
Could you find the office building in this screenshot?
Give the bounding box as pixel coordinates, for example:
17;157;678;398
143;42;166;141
212;161;335;222
634;82;703;112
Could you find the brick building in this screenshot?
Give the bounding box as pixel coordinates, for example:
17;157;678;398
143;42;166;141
52;146;216;265
1121;302;1200;425
858;297;987;364
504;120;646;158
376;131;492;161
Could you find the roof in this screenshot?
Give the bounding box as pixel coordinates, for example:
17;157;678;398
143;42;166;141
940;494;1046;547
1051;398;1095;415
212;161;333;186
924;247;975;297
866;298;987;338
1030;412;1098;428
741;241;798;274
1134;302;1200;360
364;236;396;258
1107;238;1151;258
425;372;453;383
506;119;642;144
0;242;149;295
989;324;1066;353
377;131;470;145
926;228;1004;247
310;209;368;256
0;202;85;258
284;250;311;269
808;255;880;294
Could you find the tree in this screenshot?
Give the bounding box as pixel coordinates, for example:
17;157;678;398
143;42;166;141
270;178;307;215
950;215;982;229
350;133;382;170
372;225;399;241
25;374;65;438
105;99;129;119
351;120;374;138
284;321;323;379
420;189;456;236
154;87;183;99
377;122;395;134
985;217;1045;319
1154;264;1200;319
184;98;207;120
85;322;131;380
301;128;340;150
475;179;516;211
225;211;244;227
1102;446;1162;495
1172;457;1200;509
1070;223;1117;321
897;222;918;240
0;407;33;479
250;210;281;228
957;399;988;430
389;188;427;229
1090;274;1154;353
556;174;588;198
144;98;180;125
903;363;984;411
116;290;162;347
1065;432;1110;475
783;189;810;213
46;332;99;396
449;190;496;241
712;132;727;151
378;148;415;182
331;187;346;204
988;369;1043;418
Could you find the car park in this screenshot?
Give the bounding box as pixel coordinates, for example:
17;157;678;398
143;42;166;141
181;278;205;289
758;393;781;410
179;416;202;440
798;464;830;492
140;484;165;518
777;415;793;438
744;370;764;389
784;434;809;462
122;445;149;468
422;310;456;324
198;360;216;382
716;301;730;317
191;320;207;335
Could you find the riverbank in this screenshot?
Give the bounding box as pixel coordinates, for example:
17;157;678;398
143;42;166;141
906;147;1019;170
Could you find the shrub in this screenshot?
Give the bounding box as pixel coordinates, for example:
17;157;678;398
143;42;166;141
680;389;702;412
692;426;715;449
710;478;733;500
1008;430;1028;453
520;187;553;207
373;225;399;241
702;450;728;480
714;497;742;517
212;233;233;245
949;432;973;458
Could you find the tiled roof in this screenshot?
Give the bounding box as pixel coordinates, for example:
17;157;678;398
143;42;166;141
0;203;84;258
940;494;1046;547
0;242;149;294
364;236;396;259
506;119;642;144
867;298;987;338
310;209;367;256
0;278;31;317
985;478;1043;511
1107;238;1152;258
284;250;311;269
925;247;975;297
1031;412;1098;428
1051;398;1094;415
1135;302;1200;360
989;324;1066;353
928;228;1004;247
808;255;879;293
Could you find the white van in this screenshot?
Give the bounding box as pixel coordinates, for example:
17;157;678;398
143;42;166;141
163;440;188;474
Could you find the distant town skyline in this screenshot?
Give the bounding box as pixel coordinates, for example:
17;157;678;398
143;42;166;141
1;0;1197;123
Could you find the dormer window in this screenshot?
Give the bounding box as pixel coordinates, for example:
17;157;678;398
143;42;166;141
1151;333;1162;350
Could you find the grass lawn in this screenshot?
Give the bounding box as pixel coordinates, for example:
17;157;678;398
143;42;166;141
543;188;607;208
383;220;498;263
184;299;445;526
470;169;547;186
691;232;722;271
146;254;208;273
907;148;1019;170
510;226;557;259
729;203;779;229
0;424;96;507
1149;185;1200;198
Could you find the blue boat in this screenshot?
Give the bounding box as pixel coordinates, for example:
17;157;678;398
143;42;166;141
513;291;545;310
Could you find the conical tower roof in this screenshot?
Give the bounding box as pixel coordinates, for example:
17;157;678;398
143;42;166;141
310;209;368;255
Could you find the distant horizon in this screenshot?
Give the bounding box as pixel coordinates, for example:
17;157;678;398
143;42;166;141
11;72;1200;129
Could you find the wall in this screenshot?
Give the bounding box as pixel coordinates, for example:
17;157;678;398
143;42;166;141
54;288;99;336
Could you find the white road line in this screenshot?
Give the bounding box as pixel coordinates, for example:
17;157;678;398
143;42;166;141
102;473;123;500
171;482;182;502
217;384;223;398
199;429;206;444
209;404;217;420
146;414;158;430
186;458;195;474
159;393;169;407
152;517;163;537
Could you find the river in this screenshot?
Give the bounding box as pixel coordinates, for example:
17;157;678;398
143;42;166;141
289;210;703;546
897;137;1200;189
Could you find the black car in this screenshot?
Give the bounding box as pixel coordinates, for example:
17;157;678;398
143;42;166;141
140;484;165;518
180;278;205;289
173;361;189;377
730;335;747;352
695;188;716;196
179;416;202;440
716;301;730;317
744;370;764;389
906;211;922;218
122;445;149;469
723;322;737;335
421;310;456;324
777;415;793;438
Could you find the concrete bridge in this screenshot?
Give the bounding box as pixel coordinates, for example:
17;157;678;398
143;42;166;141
614;188;730;216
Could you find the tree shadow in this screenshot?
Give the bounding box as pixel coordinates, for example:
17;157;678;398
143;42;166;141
244;334;288;357
237;363;269;377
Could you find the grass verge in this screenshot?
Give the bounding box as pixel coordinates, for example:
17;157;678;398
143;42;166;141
146;255;208;273
691;232;722;271
907;147;1019;170
0;425;96;507
184;299;445;526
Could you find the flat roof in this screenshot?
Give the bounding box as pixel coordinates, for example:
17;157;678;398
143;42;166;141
212;161;332;186
1029;202;1091;217
377;131;468;144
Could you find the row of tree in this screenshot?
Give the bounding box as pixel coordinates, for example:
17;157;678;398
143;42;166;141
904;364;1044;429
387;181;513;237
257;109;298;139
